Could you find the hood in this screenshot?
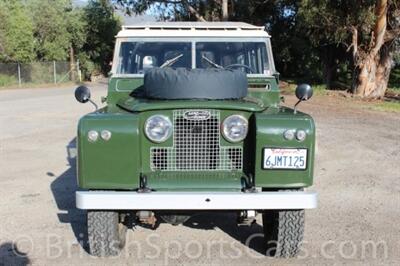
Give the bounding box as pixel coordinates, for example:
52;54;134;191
117;96;266;112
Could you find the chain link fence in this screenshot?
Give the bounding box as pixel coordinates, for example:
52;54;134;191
0;61;81;87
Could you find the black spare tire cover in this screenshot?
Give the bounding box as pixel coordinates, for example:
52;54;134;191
143;68;248;100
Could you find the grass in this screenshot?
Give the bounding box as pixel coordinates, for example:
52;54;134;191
387;86;400;94
0;70;77;90
281;78;400;113
0;62;78;89
312;84;328;96
280;81;329;96
0;74;18;87
368;101;400;112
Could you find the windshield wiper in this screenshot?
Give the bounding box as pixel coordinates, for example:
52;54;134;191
160;54;183;68
202;55;224;69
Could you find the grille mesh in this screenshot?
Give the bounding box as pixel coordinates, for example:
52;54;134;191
150;109;243;171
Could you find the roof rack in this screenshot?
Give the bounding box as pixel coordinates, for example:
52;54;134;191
121;22;264;31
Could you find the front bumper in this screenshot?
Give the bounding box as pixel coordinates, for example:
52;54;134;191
76;191;317;210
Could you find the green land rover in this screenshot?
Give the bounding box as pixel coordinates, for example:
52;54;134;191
74;22;317;258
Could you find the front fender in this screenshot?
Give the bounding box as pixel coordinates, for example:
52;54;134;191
254;108;316;188
77;112;140;189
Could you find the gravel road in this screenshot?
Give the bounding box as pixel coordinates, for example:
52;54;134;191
0;83;399;265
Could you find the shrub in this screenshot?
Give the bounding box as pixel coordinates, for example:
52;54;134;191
0;74;17;87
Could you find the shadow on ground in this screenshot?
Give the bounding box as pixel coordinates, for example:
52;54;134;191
49;138;266;256
49;138;88;252
182;213;266;255
0;242;31;266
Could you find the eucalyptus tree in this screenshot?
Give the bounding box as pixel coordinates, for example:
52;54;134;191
299;0;400;98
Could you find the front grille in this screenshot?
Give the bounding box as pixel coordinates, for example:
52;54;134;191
150;109;243;171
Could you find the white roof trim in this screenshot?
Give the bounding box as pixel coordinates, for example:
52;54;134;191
122;21;264;29
117;22;270;38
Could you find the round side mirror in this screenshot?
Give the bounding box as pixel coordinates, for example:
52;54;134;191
75;86;91;103
295;84;313;101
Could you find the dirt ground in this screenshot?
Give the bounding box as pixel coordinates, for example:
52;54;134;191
0;82;399;265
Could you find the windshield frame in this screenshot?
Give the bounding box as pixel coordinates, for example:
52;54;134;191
111;37;276;78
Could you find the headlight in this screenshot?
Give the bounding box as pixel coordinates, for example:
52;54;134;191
222;115;248;142
145;115;172;143
87;130;99;142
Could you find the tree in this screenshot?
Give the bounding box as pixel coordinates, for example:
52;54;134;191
28;0;87;78
351;0;400;98
221;0;228;21
299;0;400;98
0;2;7;59
114;0;226;21
29;0;72;61
232;0;324;82
0;1;35;62
66;8;87;80
82;0;121;76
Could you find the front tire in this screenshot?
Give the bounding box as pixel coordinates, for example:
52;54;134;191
262;210;305;258
87;211;127;257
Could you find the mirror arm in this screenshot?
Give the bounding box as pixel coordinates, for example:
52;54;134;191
293;99;302;114
89;99;98;111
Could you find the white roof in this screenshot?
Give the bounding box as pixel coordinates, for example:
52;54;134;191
117;22;270;38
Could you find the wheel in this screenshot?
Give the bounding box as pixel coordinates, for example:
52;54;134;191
87;211;127;257
262;209;305;258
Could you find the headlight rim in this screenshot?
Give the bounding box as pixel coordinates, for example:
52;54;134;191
144;114;173;143
222;114;249;143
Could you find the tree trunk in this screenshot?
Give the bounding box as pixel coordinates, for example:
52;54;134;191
221;0;228;21
69;45;76;82
182;0;206;21
353;46;392;98
352;0;391;98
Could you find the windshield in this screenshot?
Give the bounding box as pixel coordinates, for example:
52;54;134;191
115;40;272;75
196;42;269;74
117;42;192;74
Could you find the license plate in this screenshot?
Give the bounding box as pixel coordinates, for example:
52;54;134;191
263;148;307;169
